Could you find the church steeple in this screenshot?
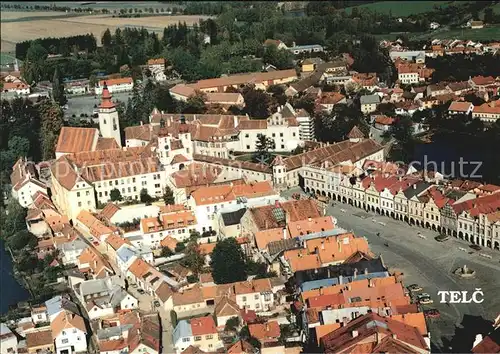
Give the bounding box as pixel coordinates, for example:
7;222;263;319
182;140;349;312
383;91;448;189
99;81;115;109
98;81;121;147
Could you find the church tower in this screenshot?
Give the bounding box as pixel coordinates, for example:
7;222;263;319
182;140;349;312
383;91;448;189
98;82;121;147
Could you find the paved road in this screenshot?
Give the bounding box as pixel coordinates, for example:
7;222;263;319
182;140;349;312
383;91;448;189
281;188;500;351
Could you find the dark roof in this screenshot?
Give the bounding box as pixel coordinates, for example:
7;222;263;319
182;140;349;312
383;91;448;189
290;70;323;93
293;258;386;287
347;126;365;139
268;237;301;256
221;208;247;226
472;328;500;353
403;181;431;199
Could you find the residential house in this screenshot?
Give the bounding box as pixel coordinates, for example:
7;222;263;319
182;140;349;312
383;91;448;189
249;321;281;346
219;208;247;239
288;43;324;55
50;311;87;354
472;100;500;123
26;329;54;354
57;239;89;265
374;115;395;131
10;157;47;208
301;58;324;73
360;95;381;115
1;323;17;354
95;78;133;94
3;81;30;95
448;101;474;115
173;316;223;354
263;39;288;50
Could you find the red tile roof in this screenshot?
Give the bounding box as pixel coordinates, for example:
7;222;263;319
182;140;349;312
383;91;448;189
56;127;98;154
190;316;217;336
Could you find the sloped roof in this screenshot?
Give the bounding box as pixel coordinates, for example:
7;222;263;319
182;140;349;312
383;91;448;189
56;127;98;154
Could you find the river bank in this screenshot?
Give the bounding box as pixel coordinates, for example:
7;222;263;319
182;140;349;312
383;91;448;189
0;239;30;315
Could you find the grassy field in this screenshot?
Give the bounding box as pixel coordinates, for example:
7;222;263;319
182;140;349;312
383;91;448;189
0;14;212;53
2;1;183;10
0;53;18;66
344;1;454;17
413;25;500;41
0;11;67;20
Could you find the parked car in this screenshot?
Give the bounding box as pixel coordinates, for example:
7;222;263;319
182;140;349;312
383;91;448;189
89;237;95;242
408;284;423;292
137;288;145;294
92;241;99;246
418;297;434;305
470;244;482;251
417;293;431;299
424;309;441;318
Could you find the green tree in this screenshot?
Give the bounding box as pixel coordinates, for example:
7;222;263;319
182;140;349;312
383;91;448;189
39;101;64;160
7;230;38;250
110;188;122;201
183;91;207;114
52;66;67;106
263;44;294;69
242;86;270;118
253;133;275;164
89;74;98;88
211;238;247;284
102;28;112;48
163;186;175;205
161;247;174;257
140;188;154;203
182;242;205;275
224;316;240;332
7;136;30;159
1;199;27;239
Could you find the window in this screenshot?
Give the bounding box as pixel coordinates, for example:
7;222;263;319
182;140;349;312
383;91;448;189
182;338;190;343
155;184;160;188
78;202;82;207
254;294;259;300
76;192;80;197
242;296;247;301
206;334;213;340
194;336;202;341
62;339;69;344
62;331;66;336
73;329;77;333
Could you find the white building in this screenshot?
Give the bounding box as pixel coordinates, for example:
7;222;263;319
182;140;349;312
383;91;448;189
10;158;47;208
233;108;301;152
1;323;17;354
57;239;89;265
51;311;87;354
95;78;133;94
360;94;381;115
138;209;198;247
2;81;30;95
172;316;223;354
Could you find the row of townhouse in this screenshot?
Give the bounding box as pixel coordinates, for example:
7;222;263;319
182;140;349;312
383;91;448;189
449;99;500;123
301;158;500;250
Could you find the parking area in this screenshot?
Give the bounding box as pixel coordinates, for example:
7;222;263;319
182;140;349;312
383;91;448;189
65;91;133;118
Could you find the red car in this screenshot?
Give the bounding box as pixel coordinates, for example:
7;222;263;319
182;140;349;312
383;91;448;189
424;309;440;318
93;241;100;246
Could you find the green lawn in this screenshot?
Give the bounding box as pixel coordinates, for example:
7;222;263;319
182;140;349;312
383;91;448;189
0;53;17;66
344;1;453;17
415;25;500;41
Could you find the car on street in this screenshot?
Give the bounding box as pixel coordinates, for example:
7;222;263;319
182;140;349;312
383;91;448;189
417;293;431;299
408;284;423;292
418;297;434;305
154;300;161;307
89;237;95;242
132;283;138;288
470;244;482;251
138;288;145;294
424;309;440;318
92;241;99;246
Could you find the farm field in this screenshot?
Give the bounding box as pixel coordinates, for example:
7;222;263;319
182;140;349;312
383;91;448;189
345;1;456;17
0;14;212;52
0;11;67;20
2;1;183;10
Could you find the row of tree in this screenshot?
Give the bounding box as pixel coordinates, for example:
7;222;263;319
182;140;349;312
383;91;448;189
0;98;63;188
